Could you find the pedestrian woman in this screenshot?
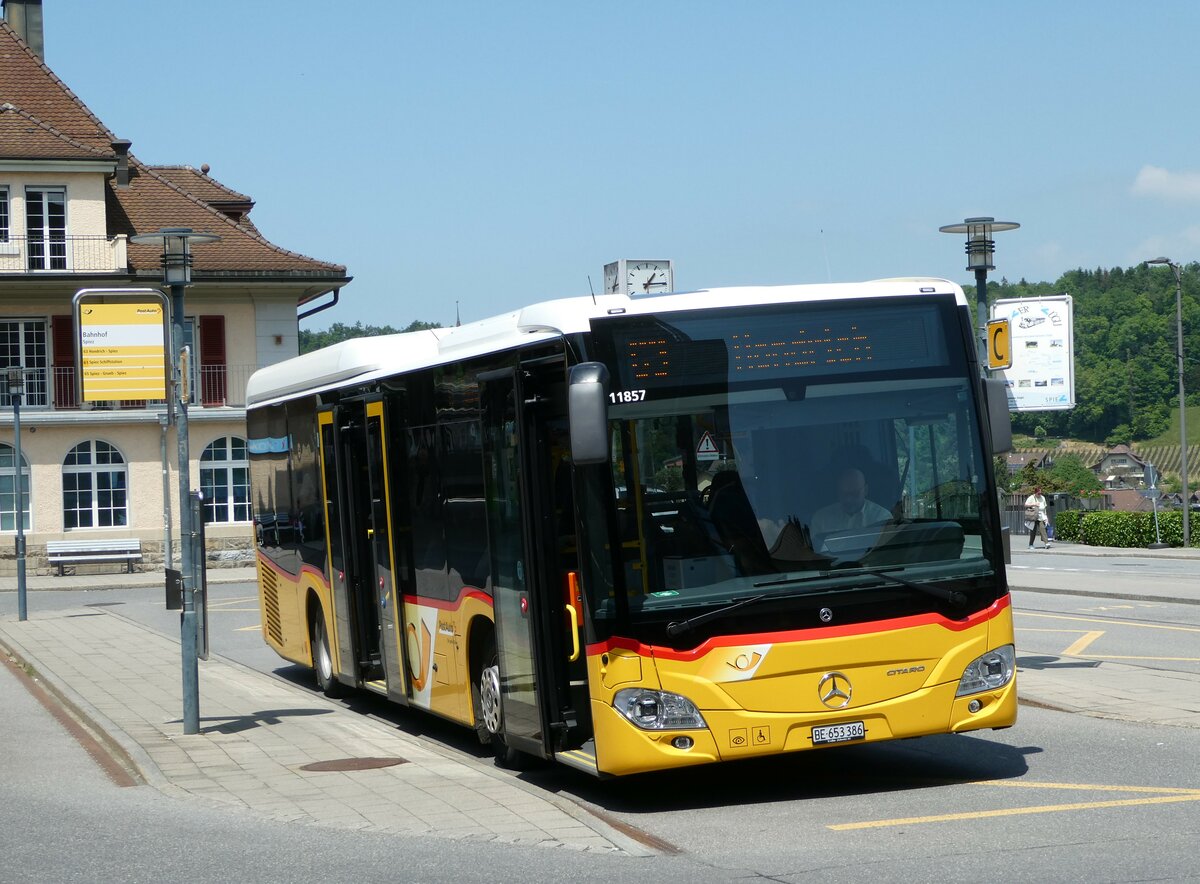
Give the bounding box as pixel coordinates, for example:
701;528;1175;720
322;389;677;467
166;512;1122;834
1024;486;1051;549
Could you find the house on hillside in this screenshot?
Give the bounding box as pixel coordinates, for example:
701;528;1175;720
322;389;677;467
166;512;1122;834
1089;444;1149;490
1006;450;1052;477
0;4;350;572
1104;488;1155;513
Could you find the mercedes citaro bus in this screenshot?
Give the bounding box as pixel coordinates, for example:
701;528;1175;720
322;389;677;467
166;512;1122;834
245;278;1016;776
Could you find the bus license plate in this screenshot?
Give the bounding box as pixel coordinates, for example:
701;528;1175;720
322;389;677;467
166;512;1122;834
811;721;865;745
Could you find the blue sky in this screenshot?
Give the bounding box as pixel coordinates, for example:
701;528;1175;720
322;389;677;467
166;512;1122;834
42;1;1200;329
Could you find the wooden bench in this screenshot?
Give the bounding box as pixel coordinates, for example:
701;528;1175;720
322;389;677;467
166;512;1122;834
45;539;142;576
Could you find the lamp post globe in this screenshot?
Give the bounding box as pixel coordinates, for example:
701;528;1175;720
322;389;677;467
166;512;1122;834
939;217;1020;376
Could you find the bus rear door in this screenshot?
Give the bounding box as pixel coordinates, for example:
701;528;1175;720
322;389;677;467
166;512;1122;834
317;397;406;697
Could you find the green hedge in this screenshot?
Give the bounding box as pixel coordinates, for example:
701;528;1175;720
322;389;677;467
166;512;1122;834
1055;509;1191;547
1054;510;1082;541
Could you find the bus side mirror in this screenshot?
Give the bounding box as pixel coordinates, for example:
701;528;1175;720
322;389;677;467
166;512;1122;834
569;362;610;465
982;376;1013;454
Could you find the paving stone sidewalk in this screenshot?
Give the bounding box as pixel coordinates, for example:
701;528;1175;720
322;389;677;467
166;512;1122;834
0;607;644;855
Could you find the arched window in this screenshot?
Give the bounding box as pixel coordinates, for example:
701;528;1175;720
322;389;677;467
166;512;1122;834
63;440;127;529
0;442;31;531
200;436;250;524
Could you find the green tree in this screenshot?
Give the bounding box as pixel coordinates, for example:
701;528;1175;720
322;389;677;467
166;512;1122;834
299;319;442;354
1045;453;1102;493
998;262;1197;444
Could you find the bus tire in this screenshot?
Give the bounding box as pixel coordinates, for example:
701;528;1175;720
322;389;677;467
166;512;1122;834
311;607;343;698
479;642;527;769
470;630;494;746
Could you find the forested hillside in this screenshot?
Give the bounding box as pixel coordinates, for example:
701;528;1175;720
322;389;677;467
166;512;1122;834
981;263;1198;444
298;319;442;354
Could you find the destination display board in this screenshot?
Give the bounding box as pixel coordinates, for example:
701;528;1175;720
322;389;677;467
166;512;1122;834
74;290;170;402
594;298;955;395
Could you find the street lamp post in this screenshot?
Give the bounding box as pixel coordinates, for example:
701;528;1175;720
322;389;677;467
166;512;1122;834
6;367;29;621
939;217;1021;375
129;227;219;735
1145;257;1189;547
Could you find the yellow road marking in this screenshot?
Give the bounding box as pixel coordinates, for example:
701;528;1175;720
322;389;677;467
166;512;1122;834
829;780;1200;830
1060;630;1105;656
974;780;1200;795
1017;611;1200;633
829;794;1200;830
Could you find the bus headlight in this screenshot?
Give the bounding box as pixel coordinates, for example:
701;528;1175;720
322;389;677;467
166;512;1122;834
613;688;707;730
956;644;1015;696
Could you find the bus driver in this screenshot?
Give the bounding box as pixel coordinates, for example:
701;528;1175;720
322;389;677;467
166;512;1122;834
810;467;891;556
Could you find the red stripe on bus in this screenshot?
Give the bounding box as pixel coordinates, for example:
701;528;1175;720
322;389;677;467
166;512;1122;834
257;553;329;589
585;595;1011;661
401;588;493;611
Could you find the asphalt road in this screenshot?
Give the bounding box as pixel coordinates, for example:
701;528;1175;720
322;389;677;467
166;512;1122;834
7;563;1200;881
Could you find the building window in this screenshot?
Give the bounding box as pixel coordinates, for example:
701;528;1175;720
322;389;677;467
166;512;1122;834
26;186;67;271
0;187;9;241
200;436;250;523
0;318;49;407
0;443;30;532
63;440;127;529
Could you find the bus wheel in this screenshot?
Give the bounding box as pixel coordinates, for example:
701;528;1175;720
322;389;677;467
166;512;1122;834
479;646;525;768
311;609;343;698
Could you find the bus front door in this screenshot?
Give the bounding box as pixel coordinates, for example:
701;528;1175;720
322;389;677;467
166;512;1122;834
480;364;580;759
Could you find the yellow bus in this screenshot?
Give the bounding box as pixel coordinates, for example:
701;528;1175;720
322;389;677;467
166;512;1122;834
245;278;1017;776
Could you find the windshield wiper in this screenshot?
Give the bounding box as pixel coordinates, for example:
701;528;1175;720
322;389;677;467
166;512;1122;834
666;594;765;637
859;569;968;607
757;567;969;607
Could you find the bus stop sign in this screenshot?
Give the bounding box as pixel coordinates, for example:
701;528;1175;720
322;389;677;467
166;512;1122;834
987;318;1011;370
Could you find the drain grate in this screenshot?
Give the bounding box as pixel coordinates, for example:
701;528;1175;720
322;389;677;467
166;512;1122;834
300;756;407;772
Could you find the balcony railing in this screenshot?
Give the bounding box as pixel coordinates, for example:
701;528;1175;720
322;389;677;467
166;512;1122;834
1;365;256;410
0;234;128;273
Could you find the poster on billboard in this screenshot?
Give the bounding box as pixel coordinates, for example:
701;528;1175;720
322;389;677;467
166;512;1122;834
991;294;1074;412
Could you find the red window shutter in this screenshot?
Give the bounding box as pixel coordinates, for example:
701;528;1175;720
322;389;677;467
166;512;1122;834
51;315;77;408
198;315;226;406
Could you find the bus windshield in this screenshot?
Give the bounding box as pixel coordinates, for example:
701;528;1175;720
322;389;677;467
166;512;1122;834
583;295;1004;646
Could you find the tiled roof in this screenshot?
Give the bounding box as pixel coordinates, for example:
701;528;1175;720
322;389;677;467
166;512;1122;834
0;20;348;280
0;102;113;160
148;165;252;206
111;160;345;274
0;21;114;152
1106;488;1153;512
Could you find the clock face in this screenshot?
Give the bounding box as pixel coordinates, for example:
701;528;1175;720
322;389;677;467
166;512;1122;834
627;261;671;294
603;263;620;294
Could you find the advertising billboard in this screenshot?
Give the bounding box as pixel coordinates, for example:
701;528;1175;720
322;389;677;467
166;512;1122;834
991;294;1074;412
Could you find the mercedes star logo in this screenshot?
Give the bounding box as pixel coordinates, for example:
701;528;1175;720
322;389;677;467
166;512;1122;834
818;671;852;709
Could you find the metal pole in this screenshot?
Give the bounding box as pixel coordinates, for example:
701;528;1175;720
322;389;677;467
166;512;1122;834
975;267;989;376
12;381;26;622
1175;265;1189;547
160;416;173;571
171;280;199;734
